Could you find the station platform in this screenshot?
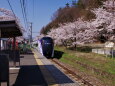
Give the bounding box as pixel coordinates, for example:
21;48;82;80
1;49;79;86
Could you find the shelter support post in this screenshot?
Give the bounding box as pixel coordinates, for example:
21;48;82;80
13;37;16;67
0;29;1;52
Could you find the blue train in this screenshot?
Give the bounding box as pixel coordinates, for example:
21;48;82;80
38;37;54;58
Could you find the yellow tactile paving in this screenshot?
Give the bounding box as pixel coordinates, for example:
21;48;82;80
33;51;59;86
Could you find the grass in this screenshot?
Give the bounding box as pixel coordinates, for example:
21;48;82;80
54;46;115;86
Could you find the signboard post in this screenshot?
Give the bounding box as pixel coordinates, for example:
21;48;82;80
105;42;114;58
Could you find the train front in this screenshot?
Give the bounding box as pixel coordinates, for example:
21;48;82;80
40;37;54;58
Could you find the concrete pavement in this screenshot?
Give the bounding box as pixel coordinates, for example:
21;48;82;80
1;49;79;86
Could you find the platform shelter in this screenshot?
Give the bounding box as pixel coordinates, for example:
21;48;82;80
0;20;23;86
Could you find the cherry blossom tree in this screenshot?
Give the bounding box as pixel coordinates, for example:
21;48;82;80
47;18;96;47
41;0;115;47
91;0;115;41
0;8;24;32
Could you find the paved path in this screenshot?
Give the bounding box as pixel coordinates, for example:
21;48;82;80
34;49;79;86
1;49;79;86
1;51;47;86
13;52;47;86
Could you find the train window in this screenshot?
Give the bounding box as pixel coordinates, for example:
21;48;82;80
41;37;53;44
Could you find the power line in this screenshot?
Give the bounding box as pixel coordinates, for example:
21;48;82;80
20;0;28;31
20;0;27;29
27;0;35;37
23;0;30;36
6;0;17;19
22;0;28;23
6;0;29;37
33;0;35;21
25;0;29;19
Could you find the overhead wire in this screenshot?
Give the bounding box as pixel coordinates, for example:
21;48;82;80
32;0;35;36
6;0;17;19
31;0;35;36
22;0;28;24
20;0;27;29
26;0;35;37
24;0;30;36
20;0;36;37
33;0;35;22
22;0;30;36
6;0;30;37
20;0;29;34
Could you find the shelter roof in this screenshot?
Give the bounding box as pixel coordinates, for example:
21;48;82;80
0;20;22;38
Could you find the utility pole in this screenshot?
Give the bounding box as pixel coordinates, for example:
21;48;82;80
30;22;32;43
30;22;32;48
28;22;33;48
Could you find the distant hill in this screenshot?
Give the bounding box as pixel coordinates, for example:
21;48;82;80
40;0;106;34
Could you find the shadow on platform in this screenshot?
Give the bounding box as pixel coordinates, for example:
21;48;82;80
12;64;74;86
45;64;74;84
13;65;47;86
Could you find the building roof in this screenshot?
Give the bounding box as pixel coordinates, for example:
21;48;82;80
0;20;22;38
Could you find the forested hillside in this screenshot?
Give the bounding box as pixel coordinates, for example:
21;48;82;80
40;0;106;34
40;0;114;47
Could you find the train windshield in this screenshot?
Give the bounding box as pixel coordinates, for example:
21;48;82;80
41;37;53;44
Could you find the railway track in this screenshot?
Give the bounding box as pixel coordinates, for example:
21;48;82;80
51;59;94;86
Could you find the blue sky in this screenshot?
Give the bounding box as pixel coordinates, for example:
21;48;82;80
0;0;75;38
